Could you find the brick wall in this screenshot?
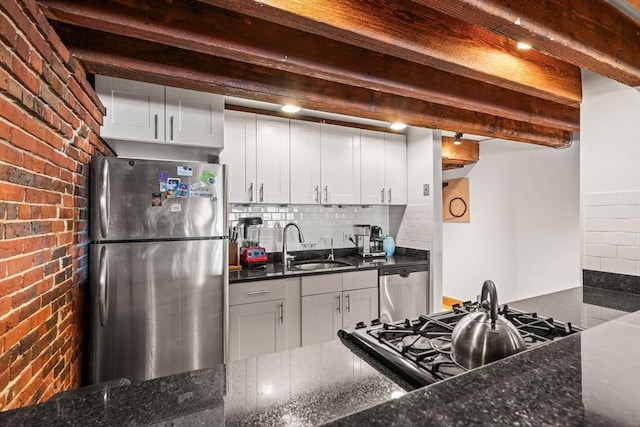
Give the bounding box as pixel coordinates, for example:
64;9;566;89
0;0;109;410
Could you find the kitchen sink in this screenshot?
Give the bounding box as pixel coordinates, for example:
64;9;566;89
290;260;353;271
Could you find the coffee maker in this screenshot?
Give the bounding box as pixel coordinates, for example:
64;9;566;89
370;225;384;253
354;224;386;258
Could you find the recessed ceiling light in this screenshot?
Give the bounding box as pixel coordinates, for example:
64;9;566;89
281;104;300;113
517;42;532;50
390;122;406;130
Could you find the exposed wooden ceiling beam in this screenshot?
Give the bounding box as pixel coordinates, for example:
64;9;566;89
38;0;579;131
198;0;582;105
418;0;640;87
53;24;572;148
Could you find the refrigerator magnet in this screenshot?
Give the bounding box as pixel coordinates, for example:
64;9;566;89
171;201;182;212
176;183;189;198
166;178;180;198
190;181;213;198
157;170;169;183
199;170;216;185
151;193;162;207
159;181;167;192
177;166;193;177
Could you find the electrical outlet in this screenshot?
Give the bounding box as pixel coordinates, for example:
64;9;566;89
423;184;430;196
343;232;351;242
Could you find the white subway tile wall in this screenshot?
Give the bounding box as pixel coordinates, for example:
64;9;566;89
584;191;640;276
395;204;433;250
228;205;390;253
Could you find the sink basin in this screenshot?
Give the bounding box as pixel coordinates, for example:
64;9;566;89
290;260;353;271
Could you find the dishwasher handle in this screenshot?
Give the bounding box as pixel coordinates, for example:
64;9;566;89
379;264;428;277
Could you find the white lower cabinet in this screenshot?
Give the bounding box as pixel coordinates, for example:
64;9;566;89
301;270;378;346
229;278;300;362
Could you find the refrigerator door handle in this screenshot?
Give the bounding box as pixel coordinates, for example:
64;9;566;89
98;246;109;327
99;159;110;238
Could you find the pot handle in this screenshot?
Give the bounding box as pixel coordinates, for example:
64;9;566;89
481;280;499;328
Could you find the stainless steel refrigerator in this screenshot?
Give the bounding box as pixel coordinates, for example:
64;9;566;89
88;156;227;385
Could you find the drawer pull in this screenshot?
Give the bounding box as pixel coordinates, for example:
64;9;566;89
247;289;270;296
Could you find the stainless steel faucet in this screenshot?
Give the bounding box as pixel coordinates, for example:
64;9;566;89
282;222;304;271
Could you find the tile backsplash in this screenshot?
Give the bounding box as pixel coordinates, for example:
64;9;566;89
229;205;390;253
395;204;433;251
583;191;640;276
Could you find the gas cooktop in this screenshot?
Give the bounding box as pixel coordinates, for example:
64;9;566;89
338;301;581;390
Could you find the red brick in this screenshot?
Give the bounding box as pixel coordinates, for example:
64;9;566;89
6;253;38;277
22;153;44;173
0;12;17;47
24;187;60;205
12;58;40;96
0;276;22;298
0;140;23;167
0;182;25;202
0;95;25;126
11;283;36;308
14;32;30;64
21;265;43;286
2;319;31;350
9;127;37;153
29;49;42;74
0;1;31;40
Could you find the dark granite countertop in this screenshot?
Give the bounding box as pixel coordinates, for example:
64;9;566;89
230;247;428;283
327;310;640;426
2;284;639;426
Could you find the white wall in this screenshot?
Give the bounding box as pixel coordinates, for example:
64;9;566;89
581;70;640;277
442;138;581;303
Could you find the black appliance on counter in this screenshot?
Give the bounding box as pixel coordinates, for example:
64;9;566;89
338;301;581;390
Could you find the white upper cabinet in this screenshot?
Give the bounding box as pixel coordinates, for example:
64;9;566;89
256;115;290;204
384;133;407;205
221;110;257;203
360;130;386;204
290;120;322;204
360;130;407;205
221;111;289;204
320;124;361;204
95;76;223;148
165;87;224;147
96;76;165;143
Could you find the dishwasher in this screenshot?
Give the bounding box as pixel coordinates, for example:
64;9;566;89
379;264;429;323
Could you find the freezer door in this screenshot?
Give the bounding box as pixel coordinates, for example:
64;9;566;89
379;271;429;324
88;240;225;384
90;156;225;241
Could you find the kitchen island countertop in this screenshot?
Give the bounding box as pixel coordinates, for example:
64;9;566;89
1;286;638;426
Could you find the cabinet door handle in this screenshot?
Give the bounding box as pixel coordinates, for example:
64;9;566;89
336;294;341;313
259;183;264;202
381;188;385;203
324;186;328;203
248;182;254;202
170;116;174;140
315;186;319;203
388;188;392;204
345;293;350;312
247;289;270;296
154;114;158;139
279;302;284;324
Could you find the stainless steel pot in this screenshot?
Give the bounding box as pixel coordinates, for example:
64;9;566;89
451;280;526;369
